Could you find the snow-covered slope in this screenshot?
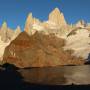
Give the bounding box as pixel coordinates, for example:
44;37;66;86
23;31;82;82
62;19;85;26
64;29;90;59
0;36;10;61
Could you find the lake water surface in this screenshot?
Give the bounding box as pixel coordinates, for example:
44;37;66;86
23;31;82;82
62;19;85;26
19;65;90;85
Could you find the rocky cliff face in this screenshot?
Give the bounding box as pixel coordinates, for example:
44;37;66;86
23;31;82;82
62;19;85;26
0;22;21;61
75;20;86;28
0;22;20;43
12;26;21;40
24;13;42;35
0;22;15;61
24;13;33;35
3;32;84;68
0;22;11;43
24;8;69;37
48;8;67;27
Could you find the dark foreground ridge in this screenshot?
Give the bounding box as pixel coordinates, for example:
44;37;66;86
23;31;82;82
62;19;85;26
0;63;90;90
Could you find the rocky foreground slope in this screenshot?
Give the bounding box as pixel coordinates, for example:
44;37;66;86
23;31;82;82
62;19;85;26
3;32;84;68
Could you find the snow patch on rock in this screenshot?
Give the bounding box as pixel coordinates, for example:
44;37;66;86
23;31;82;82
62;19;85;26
64;29;90;59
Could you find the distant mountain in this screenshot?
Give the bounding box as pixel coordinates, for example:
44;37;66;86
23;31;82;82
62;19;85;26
0;22;14;43
24;7;70;37
0;22;21;43
48;7;67;27
75;20;86;28
0;22;21;61
12;26;21;40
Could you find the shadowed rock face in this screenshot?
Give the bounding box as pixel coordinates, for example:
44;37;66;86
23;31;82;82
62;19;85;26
3;32;84;68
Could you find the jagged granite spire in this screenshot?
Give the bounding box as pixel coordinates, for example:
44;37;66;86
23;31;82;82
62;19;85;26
76;20;87;28
48;7;67;27
12;26;21;40
24;13;33;35
24;13;42;35
0;21;9;42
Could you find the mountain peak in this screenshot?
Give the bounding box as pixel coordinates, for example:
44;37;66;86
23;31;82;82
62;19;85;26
48;8;67;27
2;21;7;28
16;26;21;31
24;12;42;35
0;21;8;42
76;20;87;28
15;26;21;34
11;26;21;40
24;13;33;34
27;13;33;20
52;7;61;14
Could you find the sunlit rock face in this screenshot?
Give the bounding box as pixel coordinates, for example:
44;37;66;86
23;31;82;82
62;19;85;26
75;20;87;28
0;22;14;61
42;7;67;30
3;32;84;68
24;13;42;35
12;26;21;40
0;22;14;43
24;8;71;38
0;22;21;43
0;22;22;61
48;8;67;27
24;13;33;35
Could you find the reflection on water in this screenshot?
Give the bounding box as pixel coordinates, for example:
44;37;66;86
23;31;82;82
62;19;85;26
19;65;90;85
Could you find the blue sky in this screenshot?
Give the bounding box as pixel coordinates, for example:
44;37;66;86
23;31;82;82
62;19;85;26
0;0;90;30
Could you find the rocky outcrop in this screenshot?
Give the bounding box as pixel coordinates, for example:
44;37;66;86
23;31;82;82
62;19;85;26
0;22;22;61
24;13;33;34
48;8;67;27
24;8;69;37
24;13;42;35
12;26;21;40
8;28;15;40
76;20;86;28
15;26;21;36
0;22;9;42
3;32;84;68
0;22;15;42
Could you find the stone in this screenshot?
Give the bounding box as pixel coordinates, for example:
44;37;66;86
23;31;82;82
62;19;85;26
0;22;9;42
12;26;21;40
24;13;42;35
48;8;67;27
3;32;84;68
76;20;86;28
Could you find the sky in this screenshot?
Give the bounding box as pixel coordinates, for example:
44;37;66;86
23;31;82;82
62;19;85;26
0;0;90;30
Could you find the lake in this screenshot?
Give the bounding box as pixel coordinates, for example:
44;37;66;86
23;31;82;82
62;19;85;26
19;65;90;85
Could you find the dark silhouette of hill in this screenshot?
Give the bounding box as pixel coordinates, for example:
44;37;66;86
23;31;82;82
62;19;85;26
0;63;24;89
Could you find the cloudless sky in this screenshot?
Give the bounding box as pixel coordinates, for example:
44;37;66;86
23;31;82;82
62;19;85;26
0;0;90;30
